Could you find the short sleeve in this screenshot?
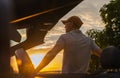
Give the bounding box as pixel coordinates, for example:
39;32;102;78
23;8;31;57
55;35;65;49
90;38;100;51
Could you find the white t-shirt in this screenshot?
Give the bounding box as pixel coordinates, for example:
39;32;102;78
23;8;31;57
55;29;100;73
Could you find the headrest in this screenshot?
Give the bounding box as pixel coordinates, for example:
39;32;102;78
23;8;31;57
100;46;120;69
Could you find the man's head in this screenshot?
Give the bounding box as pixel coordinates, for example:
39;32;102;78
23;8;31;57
61;16;83;32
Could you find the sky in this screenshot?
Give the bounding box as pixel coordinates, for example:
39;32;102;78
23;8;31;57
11;0;111;73
11;0;111;49
31;0;111;51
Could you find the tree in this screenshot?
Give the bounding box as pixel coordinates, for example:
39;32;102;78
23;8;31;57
87;0;120;49
86;29;108;49
86;29;107;73
100;0;120;47
86;0;120;73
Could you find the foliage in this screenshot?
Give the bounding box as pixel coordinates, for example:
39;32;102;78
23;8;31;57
86;29;108;49
87;0;120;73
99;0;120;46
87;0;120;48
86;29;104;73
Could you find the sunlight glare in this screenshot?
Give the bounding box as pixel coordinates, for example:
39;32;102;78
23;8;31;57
29;53;62;72
30;54;45;68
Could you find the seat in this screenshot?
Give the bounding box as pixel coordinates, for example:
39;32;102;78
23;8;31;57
94;46;120;78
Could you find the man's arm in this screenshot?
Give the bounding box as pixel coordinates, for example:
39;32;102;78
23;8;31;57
33;43;63;75
93;48;102;57
90;38;102;57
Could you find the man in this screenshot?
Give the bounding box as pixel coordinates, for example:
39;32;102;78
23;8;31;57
32;16;101;76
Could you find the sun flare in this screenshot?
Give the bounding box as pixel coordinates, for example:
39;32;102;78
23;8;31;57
29;53;62;72
11;52;62;73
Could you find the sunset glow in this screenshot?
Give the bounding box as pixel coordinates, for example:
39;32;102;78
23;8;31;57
29;53;63;72
10;56;19;73
10;0;111;74
11;51;63;73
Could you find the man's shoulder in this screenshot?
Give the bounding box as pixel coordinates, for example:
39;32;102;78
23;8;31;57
59;33;72;40
60;33;69;37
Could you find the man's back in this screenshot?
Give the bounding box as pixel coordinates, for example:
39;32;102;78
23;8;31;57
57;30;100;73
31;16;101;77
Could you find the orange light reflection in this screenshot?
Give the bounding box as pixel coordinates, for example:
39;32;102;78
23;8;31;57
11;51;63;73
29;53;62;72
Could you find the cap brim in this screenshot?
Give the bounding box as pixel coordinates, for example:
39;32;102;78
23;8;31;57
61;20;68;24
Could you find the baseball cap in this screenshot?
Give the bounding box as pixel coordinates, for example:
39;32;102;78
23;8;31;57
61;16;83;28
